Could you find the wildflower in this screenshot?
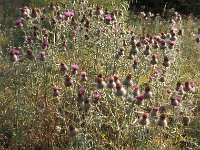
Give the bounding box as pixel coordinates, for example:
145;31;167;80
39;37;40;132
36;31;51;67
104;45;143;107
95;6;104;16
183;116;190;127
93;92;102;104
176;82;185;95
113;74;120;84
139;113;150;126
159;75;166;83
133;84;140;97
150;54;158;65
60;62;68;73
135;94;144;105
107;76;116;89
143;45;151;56
96;77;106;89
21;6;31;18
183;81;195;92
168;41;175;49
132;60;139;70
76;92;85;105
9;50;18;62
115;48;125;59
157;114;168;127
53;86;61;97
39;51;46;61
80;72;87;81
26;49;34;60
178;29;183;36
65;75;73;87
71;64;79;74
115;83;126;96
123;74;133;87
151;107;160;117
130;36;137;45
130;44;139;56
68;124;78;137
111;12;116;21
154;69;159;78
104;15;112;24
64;11;74;18
153;41;159;49
15;19;22;26
162;56;170;68
143;85;153;99
170;97;180;106
42;40;49;48
160;40;166;50
161;32;167;39
122;40;127;47
170;32;177;41
82;98;92;111
195;37;200;43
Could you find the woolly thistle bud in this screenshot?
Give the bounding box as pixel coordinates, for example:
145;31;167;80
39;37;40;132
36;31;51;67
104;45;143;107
96;77;107;89
115;83;126;96
139;113;150;126
123;74;133;87
133;84;140;97
80;72;87;82
143;45;151;56
151;107;160;117
60;62;68;73
68;124;78;137
52;86;61;97
26;49;35;60
65;75;73;87
143;85;153;99
162;56;170;68
135;94;144;105
157;114;168;127
170;97;179;106
150;54;158;65
130;44;139;56
107;76;116;89
183;81;195;92
39;51;46;61
82;98;92;111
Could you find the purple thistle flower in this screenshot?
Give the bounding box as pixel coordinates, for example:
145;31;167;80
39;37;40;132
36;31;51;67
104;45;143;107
42;40;49;47
79;88;86;94
93;92;102;104
80;71;87;81
71;64;79;74
80;71;87;77
64;11;74;17
104;15;112;22
71;64;79;71
15;19;22;26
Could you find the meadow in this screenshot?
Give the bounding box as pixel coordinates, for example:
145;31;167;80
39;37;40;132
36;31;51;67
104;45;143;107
0;0;200;149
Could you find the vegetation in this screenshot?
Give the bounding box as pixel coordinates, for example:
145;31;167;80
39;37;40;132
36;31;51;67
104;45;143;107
0;0;200;149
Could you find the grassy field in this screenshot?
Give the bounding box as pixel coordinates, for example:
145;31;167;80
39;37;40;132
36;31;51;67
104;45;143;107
0;0;200;149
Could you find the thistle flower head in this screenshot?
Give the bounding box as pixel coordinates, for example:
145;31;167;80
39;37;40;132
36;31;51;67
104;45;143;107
64;11;74;17
71;64;79;72
15;18;22;26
